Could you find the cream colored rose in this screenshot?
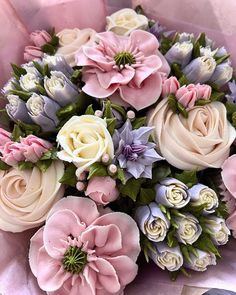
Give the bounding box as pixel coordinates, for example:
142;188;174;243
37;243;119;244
57;115;114;176
148;99;236;170
56;28;96;66
0;161;65;232
106;8;148;36
205;216;230;245
184;249;216;272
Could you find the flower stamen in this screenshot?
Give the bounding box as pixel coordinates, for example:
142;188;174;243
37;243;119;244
63;246;87;274
114;51;136;67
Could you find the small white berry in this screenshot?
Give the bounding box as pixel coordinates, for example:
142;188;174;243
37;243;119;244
78;171;87;181
102;154;110;164
95;110;103;117
76;181;86;191
108;164;117;174
127;110;135;120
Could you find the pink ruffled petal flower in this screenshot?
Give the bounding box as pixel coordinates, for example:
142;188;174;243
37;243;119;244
30;30;52;47
76;30;170;110
24;45;43;62
162;76;180;97
85;176;119;205
222;155;236;198
0;141;25;166
20;135;52;163
29;196;140;295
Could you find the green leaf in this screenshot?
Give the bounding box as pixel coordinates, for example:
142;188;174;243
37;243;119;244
116;168;126;185
71;69;82;84
11;63;27;79
43;64;50;77
160;34;173;55
40;150;58;161
193;41;201;58
0;110;11;131
167;228;178;248
140;234;156;263
41;43;57;55
215;200;229;219
195;99;211;106
147;162;171;185
210;91;225;101
193;233;221;258
174;170;198;188
215;53;230;65
36;84;47;95
0;160;10;170
106;117;116;135
18;161;34;170
59;163;77;187
111;103;126;119
167;94;178;113
171;63;183;79
36;159;53;172
197;33;206;47
85;104;95;115
135;5;145;15
9;90;32;101
33;61;44;76
138;188;156;205
88;162;108;179
132;117;146;129
232;112;236;128
177;102;188;118
226;102;236;116
18;120;41;136
11;124;24;141
179;74;189;86
119;178;145;202
49;35;59;47
104;100;113;119
57;103;77;120
180;245;193;264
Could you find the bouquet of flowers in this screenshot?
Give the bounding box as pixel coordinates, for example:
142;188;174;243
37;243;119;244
0;2;236;294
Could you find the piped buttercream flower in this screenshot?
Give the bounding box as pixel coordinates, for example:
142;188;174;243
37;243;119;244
76;30;170;110
29;196;140;295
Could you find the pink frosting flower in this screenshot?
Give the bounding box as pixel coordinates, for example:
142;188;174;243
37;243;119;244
29;196;140;295
162;76;180;97
76;30;170;110
30;30;51;47
0;128;11;149
24;46;43;62
20;135;53;163
195;83;212;99
222;155;236;198
85;176;119;205
0;141;25;166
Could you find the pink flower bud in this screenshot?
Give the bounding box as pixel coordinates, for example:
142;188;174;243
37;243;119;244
20;135;52;163
0;128;11;150
24;46;43;62
162;76;180;97
175;84;198;109
1;141;25;166
30;30;51;47
195;83;212;99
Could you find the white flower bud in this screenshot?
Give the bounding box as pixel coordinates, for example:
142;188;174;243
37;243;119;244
184;249;216;272
205;216;230;245
19;72;41;92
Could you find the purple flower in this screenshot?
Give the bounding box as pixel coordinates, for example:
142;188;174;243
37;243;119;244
42;54;73;77
113;120;163;179
6;95;33;123
148;22;173;40
226;80;236;103
26;93;60;132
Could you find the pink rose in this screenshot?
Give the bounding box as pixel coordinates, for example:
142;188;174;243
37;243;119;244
0;128;11;149
20;135;52;163
0;141;25;166
195;83;212;99
175;84;198;109
76;30;170;110
30;30;51;47
29;196;140;295
24;46;43;62
162;76;180;97
85;176;119;205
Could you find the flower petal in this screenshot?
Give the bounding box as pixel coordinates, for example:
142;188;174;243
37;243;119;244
97;68;135;89
129;30;159;56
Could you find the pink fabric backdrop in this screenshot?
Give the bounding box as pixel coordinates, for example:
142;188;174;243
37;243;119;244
0;0;236;294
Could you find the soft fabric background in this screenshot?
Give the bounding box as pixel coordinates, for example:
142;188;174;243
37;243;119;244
0;0;236;294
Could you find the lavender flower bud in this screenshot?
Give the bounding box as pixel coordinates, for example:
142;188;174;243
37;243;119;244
183;56;216;83
43;54;73;77
26;93;60;132
155;177;190;209
175;213;202;245
184;249;216;272
2;78;17;96
205;216;230;245
149;242;183;271
6;95;33;123
200;46;217;57
165;42;193;67
135;202;170;242
178;33;194;43
188;184;219;215
210;62;233;87
19;72;41;92
44;71;79;106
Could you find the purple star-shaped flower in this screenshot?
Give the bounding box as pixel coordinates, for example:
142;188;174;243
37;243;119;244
113;120;163;179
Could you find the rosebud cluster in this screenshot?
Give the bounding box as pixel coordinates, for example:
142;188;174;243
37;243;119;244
135;177;230;274
2;55;79;132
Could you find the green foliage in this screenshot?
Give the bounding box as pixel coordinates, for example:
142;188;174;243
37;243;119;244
167;228;178;248
36;159;53;172
119;178;145;202
131;116;146;129
85;104;95;115
140;234;156;263
71;69;82;84
59;163;77;187
88;162;108;179
18;161;34;170
174;170;198;188
11;63;27;79
106;117;116;135
0;160;10;171
147;162;171;185
215;54;230;65
193;233;221;258
115;168;126;185
138;188;156;205
9;90;32;101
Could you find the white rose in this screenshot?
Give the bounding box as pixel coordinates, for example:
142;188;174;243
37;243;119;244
205;216;230;245
165;42;193;67
0;161;65;232
57;115;114;176
184;249;216;272
175;213;202;245
56;28;96;67
19;72;41;92
106;8;148;36
188;184;219;214
155;177;190;209
148;99;236;170
150;242;183;271
135;202;170;242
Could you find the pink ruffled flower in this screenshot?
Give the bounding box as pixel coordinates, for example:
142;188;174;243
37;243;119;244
29;196;140;295
24;46;43;62
85;176;119;205
162;76;180;97
0;128;11;150
20;135;52;163
195;83;212;99
30;30;51;47
0;141;25;166
222;155;236;198
76;30;170;110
